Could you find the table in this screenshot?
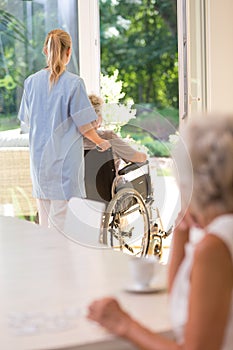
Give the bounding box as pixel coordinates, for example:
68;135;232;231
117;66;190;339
0;216;172;350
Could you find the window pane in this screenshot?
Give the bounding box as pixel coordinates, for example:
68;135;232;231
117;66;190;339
0;0;79;130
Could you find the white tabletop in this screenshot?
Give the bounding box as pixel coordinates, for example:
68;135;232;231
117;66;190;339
0;216;172;350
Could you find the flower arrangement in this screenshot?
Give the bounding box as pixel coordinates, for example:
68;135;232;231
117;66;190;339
100;69;136;132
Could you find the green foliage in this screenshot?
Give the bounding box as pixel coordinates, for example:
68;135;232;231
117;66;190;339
100;0;178;112
0;5;47;116
0;9;31;115
121;127;172;158
0;113;19;131
119;102;179;157
156;167;172;177
144;139;171;157
0;9;28;43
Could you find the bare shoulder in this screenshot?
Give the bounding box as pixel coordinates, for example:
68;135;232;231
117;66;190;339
194;233;233;285
186;233;232;350
195;233;231;259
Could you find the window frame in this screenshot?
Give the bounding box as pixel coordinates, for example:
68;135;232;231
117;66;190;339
77;0;101;94
177;0;207;122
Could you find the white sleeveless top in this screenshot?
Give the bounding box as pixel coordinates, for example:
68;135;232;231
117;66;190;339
169;214;233;349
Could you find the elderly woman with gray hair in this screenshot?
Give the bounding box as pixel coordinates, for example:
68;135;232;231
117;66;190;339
87;114;233;350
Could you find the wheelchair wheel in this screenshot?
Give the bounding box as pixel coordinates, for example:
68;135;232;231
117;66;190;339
102;188;150;256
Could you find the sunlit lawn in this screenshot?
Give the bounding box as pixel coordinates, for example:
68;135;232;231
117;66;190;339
0;114;19;131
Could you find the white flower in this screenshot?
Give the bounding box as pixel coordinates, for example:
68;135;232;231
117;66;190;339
100;69;136;132
102;102;136;129
100;70;125;103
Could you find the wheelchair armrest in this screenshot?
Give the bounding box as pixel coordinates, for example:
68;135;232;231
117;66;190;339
118;160;149;175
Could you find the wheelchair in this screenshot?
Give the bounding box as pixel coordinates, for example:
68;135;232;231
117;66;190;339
84;148;172;257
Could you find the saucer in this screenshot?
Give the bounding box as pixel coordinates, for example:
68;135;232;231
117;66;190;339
124;282;166;294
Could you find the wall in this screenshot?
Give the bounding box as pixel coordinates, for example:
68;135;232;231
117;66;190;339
206;0;233;113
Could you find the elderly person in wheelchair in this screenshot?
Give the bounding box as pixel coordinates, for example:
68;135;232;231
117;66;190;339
84;94;147;174
83;95;169;257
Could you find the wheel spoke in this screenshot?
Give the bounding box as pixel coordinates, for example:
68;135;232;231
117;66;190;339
103;188;150;256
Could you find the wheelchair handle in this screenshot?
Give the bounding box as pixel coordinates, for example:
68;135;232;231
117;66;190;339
118;160;149;175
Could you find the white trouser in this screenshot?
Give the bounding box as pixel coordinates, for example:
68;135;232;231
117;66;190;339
36;199;68;231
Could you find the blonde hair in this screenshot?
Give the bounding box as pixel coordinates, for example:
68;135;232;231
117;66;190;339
88;94;104;116
176;114;233;213
43;29;71;87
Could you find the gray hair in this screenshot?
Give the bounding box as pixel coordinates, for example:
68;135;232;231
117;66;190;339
174;114;233;213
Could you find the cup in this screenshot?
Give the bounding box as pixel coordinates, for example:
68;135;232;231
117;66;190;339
128;256;158;287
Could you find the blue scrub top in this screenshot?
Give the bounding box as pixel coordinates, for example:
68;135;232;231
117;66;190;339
18;69;97;200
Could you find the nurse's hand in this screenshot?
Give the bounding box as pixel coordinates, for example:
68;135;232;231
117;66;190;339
96;139;111;152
